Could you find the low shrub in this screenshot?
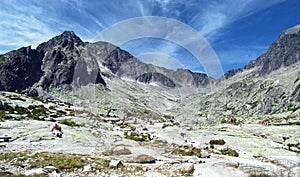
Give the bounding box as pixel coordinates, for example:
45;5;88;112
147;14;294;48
172;146;201;157
220;148;239;157
60;119;78;127
209;139;226;145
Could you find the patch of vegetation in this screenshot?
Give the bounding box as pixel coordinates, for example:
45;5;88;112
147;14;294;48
31;105;48;116
8;96;26;102
56;110;67;117
0;173;45;177
287;143;300;153
274;121;300;126
102;147;132;156
220;118;227;124
31;97;44;103
287;104;300;112
209;139;226;145
4;105;15;114
265;87;273;94
60;119;78;127
124;131;149;142
0;110;5;118
0;152;109;172
172;146;201;157
0;56;8;63
14;106;30;114
250;101;258;109
279;92;285;99
220;148;239;157
28;105;35;110
49;106;56;110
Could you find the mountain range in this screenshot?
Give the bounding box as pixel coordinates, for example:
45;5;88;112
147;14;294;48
0;25;299;124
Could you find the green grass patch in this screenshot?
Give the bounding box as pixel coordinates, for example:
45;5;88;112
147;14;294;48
31;105;48;116
172;146;201;157
124;131;149;142
0;172;45;177
209;139;226;145
220;148;239;157
0;152;109;171
15;106;30;114
0;110;5;118
274;121;300;126
0;56;8;63
102;148;132;156
60;119;78;127
8;96;26;102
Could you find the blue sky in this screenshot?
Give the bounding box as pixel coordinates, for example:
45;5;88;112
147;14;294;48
1;0;300;77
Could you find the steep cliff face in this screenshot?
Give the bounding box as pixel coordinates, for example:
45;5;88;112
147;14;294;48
37;31;105;89
0;46;43;93
0;31;106;95
178;25;300;124
225;25;300;79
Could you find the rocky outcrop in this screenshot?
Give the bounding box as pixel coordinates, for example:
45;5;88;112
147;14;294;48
225;24;300;79
0;30;213;95
259;25;300;74
0;46;43;92
136;72;176;88
37;31;106;89
0;31;107;95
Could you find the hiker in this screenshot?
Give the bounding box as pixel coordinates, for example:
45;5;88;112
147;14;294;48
51;122;62;137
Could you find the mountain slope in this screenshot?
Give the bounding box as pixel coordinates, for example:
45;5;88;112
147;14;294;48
0;46;43;95
225;24;300;79
177;25;300;125
0;31;212;96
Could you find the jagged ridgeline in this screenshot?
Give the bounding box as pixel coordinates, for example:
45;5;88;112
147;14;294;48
176;25;300;125
0;30;212;118
0;25;300;125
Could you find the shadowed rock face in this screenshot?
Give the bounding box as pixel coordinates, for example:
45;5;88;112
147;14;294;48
136;72;176;88
224;25;300;79
0;31;107;94
259;25;300;74
0;30;212;94
0;46;43;92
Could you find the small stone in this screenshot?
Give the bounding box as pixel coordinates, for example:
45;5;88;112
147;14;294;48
24;168;45;176
180;163;194;174
109;160;123;168
134;155;156;164
48;171;62;177
189;156;200;164
200;151;211;158
83;164;95;172
43;166;58;173
142;167;149;172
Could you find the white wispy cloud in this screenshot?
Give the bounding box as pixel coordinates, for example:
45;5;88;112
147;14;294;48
0;1;56;53
188;0;286;40
0;0;292;77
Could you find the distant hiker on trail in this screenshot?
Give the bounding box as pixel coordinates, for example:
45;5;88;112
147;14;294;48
51;122;63;138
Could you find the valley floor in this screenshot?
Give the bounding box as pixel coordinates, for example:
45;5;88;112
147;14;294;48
1;116;300;177
0;91;299;177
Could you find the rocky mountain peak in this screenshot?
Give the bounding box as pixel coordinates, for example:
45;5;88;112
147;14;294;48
282;24;300;35
224;24;300;79
37;30;84;53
